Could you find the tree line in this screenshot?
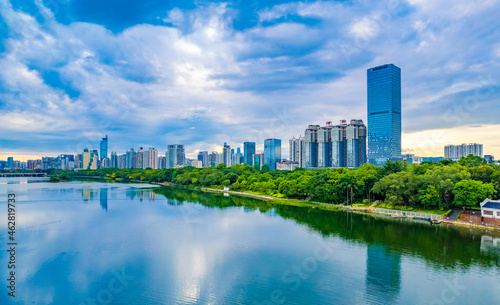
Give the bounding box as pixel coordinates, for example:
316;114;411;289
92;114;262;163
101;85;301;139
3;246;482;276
54;155;499;209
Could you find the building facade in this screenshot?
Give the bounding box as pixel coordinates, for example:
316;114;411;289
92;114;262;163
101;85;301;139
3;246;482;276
100;135;108;161
367;64;402;166
304;125;319;168
444;143;484;160
289;136;305;168
346;119;367;168
264;138;281;170
167;144;185;168
317;123;333;168
244;142;256;166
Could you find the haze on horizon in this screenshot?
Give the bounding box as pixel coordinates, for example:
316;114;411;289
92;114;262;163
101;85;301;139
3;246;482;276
0;0;499;161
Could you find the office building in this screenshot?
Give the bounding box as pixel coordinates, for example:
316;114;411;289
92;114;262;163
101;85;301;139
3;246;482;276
305;125;319;168
317;123;333;168
367;64;402;166
7;157;14;169
264;138;281;170
444;143;484;160
244;142;256;166
100;135;108;161
167;145;185;168
253;153;264;170
289;136;305;168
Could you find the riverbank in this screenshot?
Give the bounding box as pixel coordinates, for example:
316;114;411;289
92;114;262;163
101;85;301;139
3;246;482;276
202;187;499;231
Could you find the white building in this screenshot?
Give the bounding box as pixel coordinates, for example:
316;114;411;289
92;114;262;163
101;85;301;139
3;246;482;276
444;143;483;160
480;199;500;219
276;161;299;171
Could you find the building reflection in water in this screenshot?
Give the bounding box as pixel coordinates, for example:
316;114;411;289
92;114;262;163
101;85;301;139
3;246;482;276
125;189;157;201
82;188;97;201
480;235;500;266
100;188;108;212
365;245;401;304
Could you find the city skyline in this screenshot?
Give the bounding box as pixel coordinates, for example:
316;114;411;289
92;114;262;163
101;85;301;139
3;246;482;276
1;1;500;161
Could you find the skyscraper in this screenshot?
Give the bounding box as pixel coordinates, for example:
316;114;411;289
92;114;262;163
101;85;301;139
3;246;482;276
198;151;209;167
167;144;185;168
100;135;108;160
223;143;231;166
289;136;305;167
346;119;367;168
136;147;144;169
126;148;135;169
317;123;333;168
264;138;281;170
331;120;347;168
367;64;402;166
304;125;319;168
244;142;256;166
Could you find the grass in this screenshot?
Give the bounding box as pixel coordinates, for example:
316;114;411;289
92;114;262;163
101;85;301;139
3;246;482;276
376;203;445;215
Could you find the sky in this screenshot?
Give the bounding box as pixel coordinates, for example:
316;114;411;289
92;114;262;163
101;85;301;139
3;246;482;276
0;0;499;161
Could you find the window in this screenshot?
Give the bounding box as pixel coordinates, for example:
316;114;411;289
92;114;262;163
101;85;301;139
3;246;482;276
483;210;493;216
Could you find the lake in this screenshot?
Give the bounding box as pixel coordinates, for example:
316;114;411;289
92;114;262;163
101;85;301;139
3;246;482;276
0;178;499;304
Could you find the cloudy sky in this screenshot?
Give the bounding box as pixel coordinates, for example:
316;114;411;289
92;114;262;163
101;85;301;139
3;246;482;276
0;0;499;161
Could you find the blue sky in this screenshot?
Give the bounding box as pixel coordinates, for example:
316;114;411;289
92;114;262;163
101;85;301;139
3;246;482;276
0;0;499;160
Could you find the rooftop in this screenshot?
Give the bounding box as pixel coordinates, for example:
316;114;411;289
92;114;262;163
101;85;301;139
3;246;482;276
481;199;500;210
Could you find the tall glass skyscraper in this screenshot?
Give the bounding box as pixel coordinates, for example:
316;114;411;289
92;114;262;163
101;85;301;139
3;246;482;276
367;64;402;166
100;135;108;161
264;138;281;170
243;142;256;166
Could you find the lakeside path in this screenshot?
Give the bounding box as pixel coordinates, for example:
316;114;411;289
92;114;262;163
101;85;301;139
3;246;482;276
201;187;499;232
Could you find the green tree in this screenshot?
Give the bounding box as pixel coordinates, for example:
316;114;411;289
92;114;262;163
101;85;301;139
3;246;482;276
452;180;495;207
418;185;441;208
459;154;487;167
261;164;270;172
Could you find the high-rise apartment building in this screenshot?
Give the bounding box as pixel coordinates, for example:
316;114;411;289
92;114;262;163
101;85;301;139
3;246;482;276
367;64;402;166
147;148;158;169
317;123;333;168
136;148;144;169
289;136;305;168
167;144;185;168
126;148;135;169
197;151;209;167
346;119;367;168
244;142;256;166
264;138;281;170
305;125;320;168
100;135;108;161
444;143;483;160
331;121;347;168
223;143;231;166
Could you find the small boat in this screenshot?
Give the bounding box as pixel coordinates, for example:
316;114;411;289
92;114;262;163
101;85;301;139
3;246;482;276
413;216;431;222
431;219;442;224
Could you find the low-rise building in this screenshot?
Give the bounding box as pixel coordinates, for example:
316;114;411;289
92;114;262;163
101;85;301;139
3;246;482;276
481;199;500;221
276;161;299;171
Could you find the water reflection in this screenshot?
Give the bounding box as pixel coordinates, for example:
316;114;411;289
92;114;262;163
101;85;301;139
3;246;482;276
100;188;108;212
365;245;401;304
1;180;499;305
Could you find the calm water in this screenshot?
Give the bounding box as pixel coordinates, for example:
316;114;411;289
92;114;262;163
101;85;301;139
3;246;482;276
0;178;499;305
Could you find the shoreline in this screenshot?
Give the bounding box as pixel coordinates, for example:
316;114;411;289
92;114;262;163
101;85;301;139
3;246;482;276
201;187;500;232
